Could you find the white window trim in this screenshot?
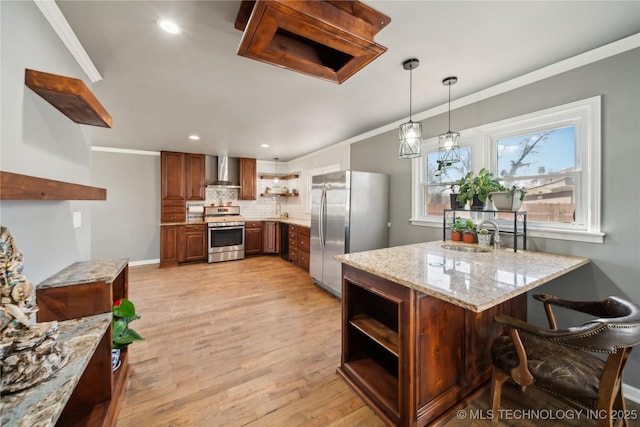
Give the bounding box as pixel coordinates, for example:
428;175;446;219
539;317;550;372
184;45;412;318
411;96;604;243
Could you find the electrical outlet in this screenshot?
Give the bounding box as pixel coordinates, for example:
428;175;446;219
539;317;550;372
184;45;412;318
73;212;82;229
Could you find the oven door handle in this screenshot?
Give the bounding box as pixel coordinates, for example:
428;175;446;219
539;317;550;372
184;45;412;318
208;225;244;230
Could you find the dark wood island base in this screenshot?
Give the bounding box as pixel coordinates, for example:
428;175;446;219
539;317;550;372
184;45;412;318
337;265;527;427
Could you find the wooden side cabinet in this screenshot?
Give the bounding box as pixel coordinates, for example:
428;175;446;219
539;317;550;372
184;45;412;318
160;225;179;267
263;221;280;253
36;259;130;427
239;157;257;200
245;221;263;255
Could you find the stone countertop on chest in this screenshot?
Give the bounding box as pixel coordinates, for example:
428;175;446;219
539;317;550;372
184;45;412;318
336;241;590;313
37;258;128;289
1;313;111;427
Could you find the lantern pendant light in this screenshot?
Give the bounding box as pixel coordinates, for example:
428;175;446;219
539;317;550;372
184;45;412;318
398;58;422;159
273;157;279;186
437;76;461;168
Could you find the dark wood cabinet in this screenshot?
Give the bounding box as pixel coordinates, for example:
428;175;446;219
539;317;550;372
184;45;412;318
180;224;207;262
185;153;205;201
245;221;263;255
288;225;310;271
338;265;527;427
160;225;179;267
262;221;280;253
161;151;186;201
239;157;257;200
161;151;205;222
36;260;129;427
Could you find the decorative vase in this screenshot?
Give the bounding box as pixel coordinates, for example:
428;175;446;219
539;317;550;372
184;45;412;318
478;233;491;246
463;233;475;244
112;348;121;371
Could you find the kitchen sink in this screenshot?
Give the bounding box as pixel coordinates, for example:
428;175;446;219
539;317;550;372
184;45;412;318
441;243;492;253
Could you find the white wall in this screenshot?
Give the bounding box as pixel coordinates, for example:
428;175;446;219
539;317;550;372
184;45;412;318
0;1;96;283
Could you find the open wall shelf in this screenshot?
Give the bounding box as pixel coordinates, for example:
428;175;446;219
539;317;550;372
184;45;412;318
0;171;107;200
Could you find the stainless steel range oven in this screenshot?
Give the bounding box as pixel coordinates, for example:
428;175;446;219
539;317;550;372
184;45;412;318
205;206;245;263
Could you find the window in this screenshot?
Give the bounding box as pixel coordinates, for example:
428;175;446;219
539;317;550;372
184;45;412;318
411;96;603;243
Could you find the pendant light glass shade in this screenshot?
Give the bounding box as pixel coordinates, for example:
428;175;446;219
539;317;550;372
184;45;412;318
438;76;461;166
399;58;422;159
399;121;422;158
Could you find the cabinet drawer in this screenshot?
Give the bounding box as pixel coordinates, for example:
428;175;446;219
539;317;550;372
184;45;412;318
289;225;298;234
245;221;263;229
298;226;310;237
161;211;186;223
162;206;186;215
184;224;206;232
162;199;185;207
289;248;298;263
297;251;309;270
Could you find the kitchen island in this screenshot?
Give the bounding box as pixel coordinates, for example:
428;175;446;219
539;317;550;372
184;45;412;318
335;241;589;427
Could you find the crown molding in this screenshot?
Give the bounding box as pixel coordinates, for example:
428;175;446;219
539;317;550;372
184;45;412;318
33;0;102;83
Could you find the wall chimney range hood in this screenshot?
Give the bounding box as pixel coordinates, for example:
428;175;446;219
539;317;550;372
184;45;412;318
234;0;390;84
207;155;241;188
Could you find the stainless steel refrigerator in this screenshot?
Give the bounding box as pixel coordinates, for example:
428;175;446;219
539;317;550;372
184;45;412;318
310;170;389;297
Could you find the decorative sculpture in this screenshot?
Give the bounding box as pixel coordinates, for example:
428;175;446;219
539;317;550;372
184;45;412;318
0;226;69;394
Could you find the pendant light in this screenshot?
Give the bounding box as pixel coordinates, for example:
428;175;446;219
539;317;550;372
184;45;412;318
437;76;461;168
273;157;279;186
398;58;422;159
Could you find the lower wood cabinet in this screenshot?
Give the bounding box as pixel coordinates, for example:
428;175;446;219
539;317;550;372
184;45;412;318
160;224;207;267
180;224;207;262
245;221;263;256
288;225;310;271
263;221;280;254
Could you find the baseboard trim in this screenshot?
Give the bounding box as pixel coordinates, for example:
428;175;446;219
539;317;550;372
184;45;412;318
129;259;159;266
624;383;640;404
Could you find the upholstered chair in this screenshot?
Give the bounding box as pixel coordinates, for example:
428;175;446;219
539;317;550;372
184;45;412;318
490;293;640;427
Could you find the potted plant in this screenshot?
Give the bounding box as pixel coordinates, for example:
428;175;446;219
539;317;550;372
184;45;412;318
490;184;526;211
448;217;465;241
448;183;465;209
462;219;476;243
112;298;143;371
456;169;504;210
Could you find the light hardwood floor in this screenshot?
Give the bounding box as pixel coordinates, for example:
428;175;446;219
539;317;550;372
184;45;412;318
116;256;639;427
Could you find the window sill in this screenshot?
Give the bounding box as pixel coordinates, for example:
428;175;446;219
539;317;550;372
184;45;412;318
409;218;605;244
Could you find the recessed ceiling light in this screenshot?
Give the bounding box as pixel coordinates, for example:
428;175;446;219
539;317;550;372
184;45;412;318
260;144;270;148
188;134;200;141
157;19;181;34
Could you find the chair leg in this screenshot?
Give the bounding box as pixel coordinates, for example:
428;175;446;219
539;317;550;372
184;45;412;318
490;368;509;423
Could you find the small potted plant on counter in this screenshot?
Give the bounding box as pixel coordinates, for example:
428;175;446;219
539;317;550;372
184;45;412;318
112;298;143;371
448;217;465;241
457;168;504;210
462;219;476;243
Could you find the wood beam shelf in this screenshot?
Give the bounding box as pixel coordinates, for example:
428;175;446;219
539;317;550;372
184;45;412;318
25;69;112;128
259;173;299;180
0;171;107;200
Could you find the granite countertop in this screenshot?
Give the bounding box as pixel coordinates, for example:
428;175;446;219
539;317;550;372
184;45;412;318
336;241;590;313
1;313;111;427
37;259;128;289
161;218;311;227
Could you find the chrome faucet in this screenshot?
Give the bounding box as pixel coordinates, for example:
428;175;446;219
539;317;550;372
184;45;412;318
275;202;282;217
478;220;501;249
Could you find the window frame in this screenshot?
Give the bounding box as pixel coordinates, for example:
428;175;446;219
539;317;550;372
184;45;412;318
411;96;604;243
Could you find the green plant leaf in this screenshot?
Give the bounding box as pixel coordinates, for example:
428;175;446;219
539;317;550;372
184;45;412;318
113;298;136;318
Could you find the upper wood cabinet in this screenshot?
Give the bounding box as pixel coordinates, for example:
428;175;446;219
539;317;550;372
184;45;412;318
185;153;206;201
161;151;186;201
239;157;257;200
